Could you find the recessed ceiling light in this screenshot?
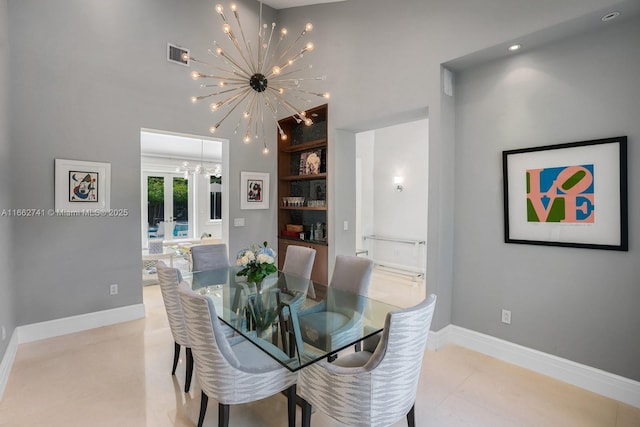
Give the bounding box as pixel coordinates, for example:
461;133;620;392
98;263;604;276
602;12;620;22
508;44;521;52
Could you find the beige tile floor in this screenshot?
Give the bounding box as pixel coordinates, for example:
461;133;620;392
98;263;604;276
1;270;638;427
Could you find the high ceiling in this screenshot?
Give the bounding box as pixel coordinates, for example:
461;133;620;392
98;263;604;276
261;0;346;10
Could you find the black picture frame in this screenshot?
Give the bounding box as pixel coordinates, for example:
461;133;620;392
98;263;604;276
502;136;628;251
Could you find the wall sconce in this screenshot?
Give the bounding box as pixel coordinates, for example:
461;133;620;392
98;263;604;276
393;176;404;192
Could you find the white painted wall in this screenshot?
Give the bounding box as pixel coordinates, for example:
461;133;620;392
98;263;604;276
356;120;429;272
355;131;374;249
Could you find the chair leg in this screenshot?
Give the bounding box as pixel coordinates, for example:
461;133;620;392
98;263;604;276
197;391;208;427
285;385;296;427
218;403;230;427
406;403;415;427
185;347;194;393
172;342;180;375
301;397;312;427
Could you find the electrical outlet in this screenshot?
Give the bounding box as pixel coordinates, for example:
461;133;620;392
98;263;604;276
110;284;119;295
1;326;6;341
501;309;512;325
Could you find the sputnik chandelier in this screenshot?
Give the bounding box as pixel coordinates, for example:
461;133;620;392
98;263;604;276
186;1;329;154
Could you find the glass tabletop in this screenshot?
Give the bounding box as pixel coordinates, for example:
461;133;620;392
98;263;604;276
185;265;400;372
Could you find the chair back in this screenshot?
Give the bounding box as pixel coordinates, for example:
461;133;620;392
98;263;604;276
329;255;374;295
177;281;244;401
282;245;316;278
365;294;437;424
191;243;229;271
282;245;316;299
156;261;188;347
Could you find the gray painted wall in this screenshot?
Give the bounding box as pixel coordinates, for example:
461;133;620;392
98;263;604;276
453;17;640;380
278;0;626;331
0;0;14;358
6;0;277;329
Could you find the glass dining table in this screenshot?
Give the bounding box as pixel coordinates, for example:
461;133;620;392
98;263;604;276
184;265;400;372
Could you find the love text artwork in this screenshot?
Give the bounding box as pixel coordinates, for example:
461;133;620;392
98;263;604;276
526;165;594;223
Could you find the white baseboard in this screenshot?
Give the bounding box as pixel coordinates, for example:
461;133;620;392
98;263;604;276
428;325;640;409
0;331;19;401
17;304;145;343
0;303;144;401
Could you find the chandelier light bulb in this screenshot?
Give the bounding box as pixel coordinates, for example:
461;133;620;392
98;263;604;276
243;134;251;144
191;71;200;80
281;133;288;140
323;92;330;99
272;66;281;75
262;146;269;155
305;23;313;32
305;42;314;51
230;3;236;11
209;125;218;134
215;4;223;14
222;23;231;34
190;96;198;103
304;118;313;126
281;28;288;36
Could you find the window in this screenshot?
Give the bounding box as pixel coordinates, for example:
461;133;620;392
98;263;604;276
210;176;222;220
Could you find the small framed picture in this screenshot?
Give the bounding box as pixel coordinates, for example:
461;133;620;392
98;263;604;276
299;150;322;175
55;159;111;212
240;171;269;210
503;136;627;250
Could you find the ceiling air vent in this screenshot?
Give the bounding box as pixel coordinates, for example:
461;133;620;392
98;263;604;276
167;43;190;66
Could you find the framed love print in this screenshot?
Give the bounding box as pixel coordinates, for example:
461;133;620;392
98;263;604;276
502;136;627;251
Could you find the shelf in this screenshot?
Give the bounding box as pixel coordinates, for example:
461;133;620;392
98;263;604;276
280;206;327;211
278;104;329;285
281;139;327;153
280;173;327;181
278;236;328;246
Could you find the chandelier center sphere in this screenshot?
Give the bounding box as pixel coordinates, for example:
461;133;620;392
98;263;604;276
249;73;268;92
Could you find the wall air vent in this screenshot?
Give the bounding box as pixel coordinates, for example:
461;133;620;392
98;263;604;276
167;43;190;67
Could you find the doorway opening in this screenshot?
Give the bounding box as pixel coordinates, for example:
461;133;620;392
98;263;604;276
354;118;429;307
140;129;229;283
